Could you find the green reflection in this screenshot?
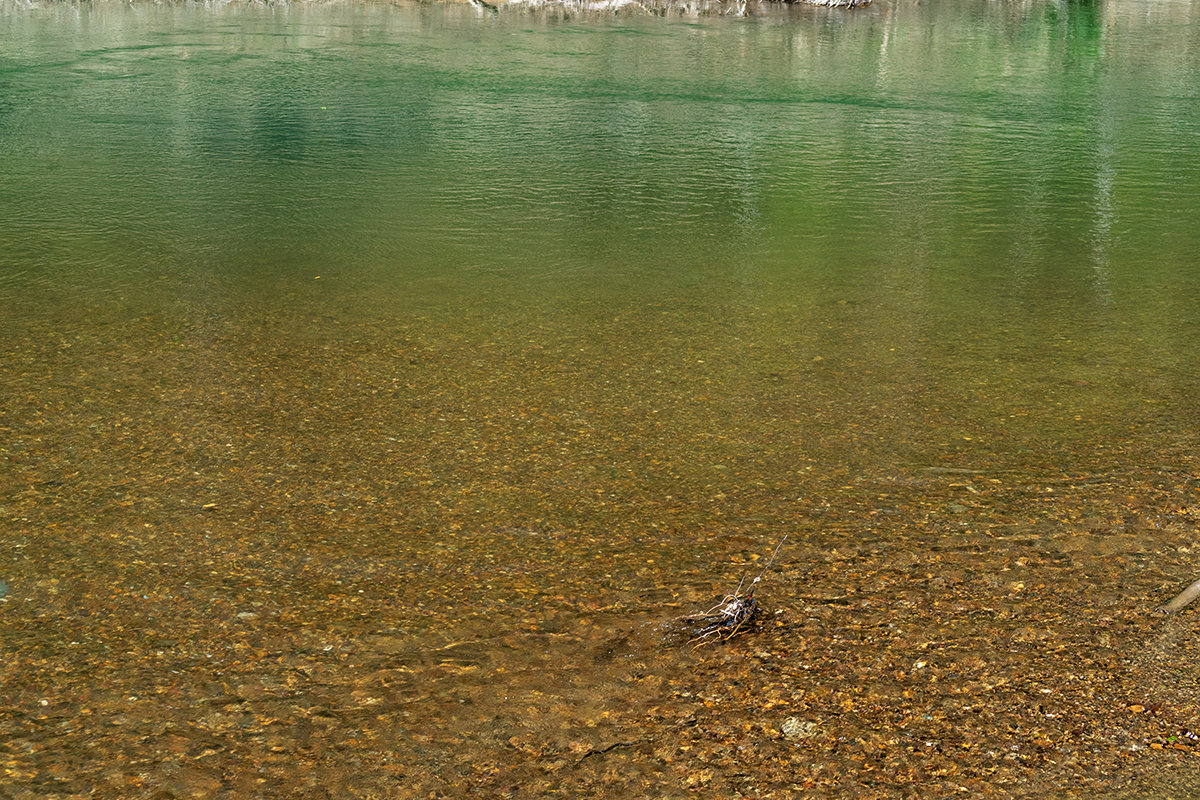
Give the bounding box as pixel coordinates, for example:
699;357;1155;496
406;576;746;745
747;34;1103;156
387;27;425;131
1;0;1199;480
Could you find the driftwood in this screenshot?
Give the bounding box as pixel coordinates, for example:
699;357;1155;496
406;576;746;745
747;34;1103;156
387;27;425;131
1156;576;1200;615
680;535;787;646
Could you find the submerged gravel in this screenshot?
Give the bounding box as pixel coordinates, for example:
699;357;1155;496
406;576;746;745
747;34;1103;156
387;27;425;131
4;297;1200;798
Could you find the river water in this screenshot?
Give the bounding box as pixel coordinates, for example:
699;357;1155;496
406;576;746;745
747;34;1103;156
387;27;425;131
3;1;1200;797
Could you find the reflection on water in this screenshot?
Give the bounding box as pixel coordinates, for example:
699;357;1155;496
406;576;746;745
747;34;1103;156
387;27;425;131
3;0;1200;796
3;0;1198;317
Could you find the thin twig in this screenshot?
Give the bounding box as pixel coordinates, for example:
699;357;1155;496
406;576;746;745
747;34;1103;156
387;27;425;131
578;741;638;762
750;534;789;591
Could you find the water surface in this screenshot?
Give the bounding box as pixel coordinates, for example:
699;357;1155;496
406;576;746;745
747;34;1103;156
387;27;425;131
4;0;1200;796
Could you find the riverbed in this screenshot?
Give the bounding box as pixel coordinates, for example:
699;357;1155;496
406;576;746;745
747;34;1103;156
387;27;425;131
3;0;1200;796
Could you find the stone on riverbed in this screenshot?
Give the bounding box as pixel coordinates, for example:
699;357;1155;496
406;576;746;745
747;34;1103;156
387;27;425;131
781;717;820;739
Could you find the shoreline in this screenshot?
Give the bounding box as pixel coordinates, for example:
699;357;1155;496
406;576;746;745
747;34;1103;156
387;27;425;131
0;0;873;14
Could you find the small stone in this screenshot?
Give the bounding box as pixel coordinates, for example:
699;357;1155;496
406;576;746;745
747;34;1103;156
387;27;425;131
781;717;819;739
236;611;258;620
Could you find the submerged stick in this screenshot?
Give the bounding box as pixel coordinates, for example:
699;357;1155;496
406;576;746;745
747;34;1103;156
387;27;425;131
681;535;788;646
1155;576;1200;616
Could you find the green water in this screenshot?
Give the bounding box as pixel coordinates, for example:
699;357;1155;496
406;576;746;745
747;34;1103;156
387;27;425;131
5;0;1200;479
4;0;1200;796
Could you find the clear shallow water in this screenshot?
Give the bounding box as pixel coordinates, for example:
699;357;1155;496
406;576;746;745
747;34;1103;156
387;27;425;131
4;0;1200;796
5;0;1199;473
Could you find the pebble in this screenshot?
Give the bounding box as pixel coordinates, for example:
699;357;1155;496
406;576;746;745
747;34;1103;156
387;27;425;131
781;717;819;739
